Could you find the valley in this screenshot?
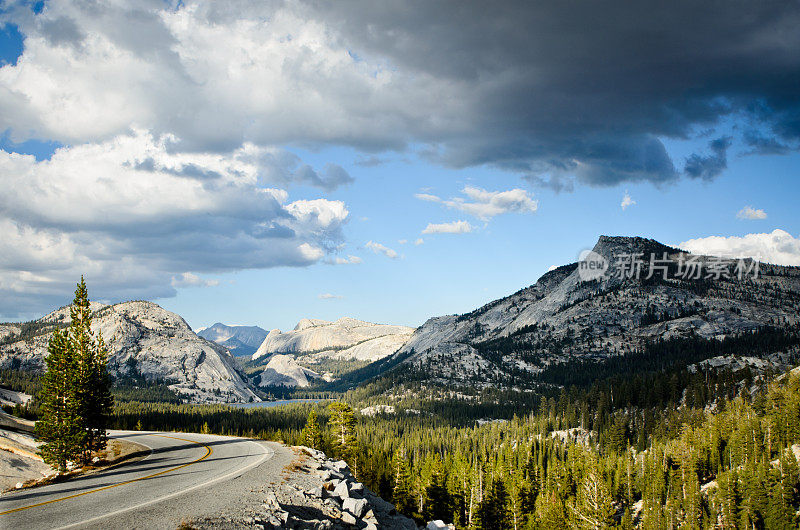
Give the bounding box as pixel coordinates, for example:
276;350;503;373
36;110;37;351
3;235;800;528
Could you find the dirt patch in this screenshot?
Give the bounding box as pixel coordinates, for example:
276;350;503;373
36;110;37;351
1;436;150;493
0;447;53;492
88;438;149;469
280;447;313;482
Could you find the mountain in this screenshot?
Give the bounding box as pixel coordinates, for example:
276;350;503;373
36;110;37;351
252;317;414;362
197;323;268;357
384;235;800;388
0;301;259;404
256;354;323;388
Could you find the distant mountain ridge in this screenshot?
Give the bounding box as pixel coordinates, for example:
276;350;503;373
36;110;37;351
0;301;258;404
197;323;268;357
6;234;798;400
384;235;800;387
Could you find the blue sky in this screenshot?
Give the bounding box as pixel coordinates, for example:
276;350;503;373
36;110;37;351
0;1;798;331
164;146;800;331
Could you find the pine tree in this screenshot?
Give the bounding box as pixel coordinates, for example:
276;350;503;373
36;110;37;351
302;409;324;450
423;455;450;522
535;491;567;529
716;470;741;529
573;464;615;529
766;454;798;529
69;277;114;461
475;477;510;529
35;277;114;470
606;415;628;454
393;448;416;516
36;328;85;472
328;402;358;468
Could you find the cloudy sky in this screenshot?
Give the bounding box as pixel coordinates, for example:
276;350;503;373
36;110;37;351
0;0;798;330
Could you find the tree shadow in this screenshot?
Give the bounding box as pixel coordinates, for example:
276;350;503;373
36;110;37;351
0;436;262;504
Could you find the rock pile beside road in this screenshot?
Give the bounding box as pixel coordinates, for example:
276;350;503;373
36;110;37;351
190;446;417;529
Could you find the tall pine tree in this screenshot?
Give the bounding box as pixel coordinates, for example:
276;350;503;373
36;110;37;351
423;455;450;522
70;277;113;461
328;402;358;471
393;448;416;517
36;277;114;469
35;328;85;472
302;409;324;450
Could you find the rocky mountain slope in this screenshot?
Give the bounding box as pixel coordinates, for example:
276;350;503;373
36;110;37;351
0;301;258;404
253;317;414;362
389;235;800;387
197;323;268;357
256;354;324;388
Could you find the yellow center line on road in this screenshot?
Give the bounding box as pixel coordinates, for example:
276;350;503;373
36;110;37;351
0;434;213;516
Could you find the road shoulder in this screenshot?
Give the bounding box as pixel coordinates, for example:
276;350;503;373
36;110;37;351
0;426;149;494
184;445;416;530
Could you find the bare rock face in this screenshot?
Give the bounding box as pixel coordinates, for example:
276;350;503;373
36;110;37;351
257;354;322;388
395;235;800;386
252;317;414;362
0;301;258;404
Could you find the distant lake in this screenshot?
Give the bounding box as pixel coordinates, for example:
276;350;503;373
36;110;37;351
229;398;322;409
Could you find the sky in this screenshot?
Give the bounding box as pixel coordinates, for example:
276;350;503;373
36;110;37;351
0;0;798;331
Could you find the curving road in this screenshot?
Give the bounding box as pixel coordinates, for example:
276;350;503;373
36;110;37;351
0;431;290;529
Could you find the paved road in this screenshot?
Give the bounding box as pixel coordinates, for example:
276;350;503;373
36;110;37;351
0;430;286;529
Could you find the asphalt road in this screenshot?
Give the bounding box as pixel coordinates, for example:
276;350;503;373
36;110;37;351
0;430;286;530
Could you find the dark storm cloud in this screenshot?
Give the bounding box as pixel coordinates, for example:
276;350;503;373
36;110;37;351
7;0;798;188
306;0;800;186
684;136;733;181
743;130;791;155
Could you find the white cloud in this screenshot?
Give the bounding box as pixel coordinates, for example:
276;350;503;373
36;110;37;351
398;239;408;244
365;241;400;259
621;191;636;211
417;186;537;221
422;220;474;234
415;193;441;202
0;131;349;317
0;1;793;198
318;293;343;300
414;238;425;246
0;2;453;151
678;229;800;266
736;206;767;220
171;272;219;288
330;255;362;265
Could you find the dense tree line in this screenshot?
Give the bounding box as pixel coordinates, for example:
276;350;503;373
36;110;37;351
0;368;40;399
0;319;68;347
347;374;800;528
101;356;800;528
111;400;316;440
